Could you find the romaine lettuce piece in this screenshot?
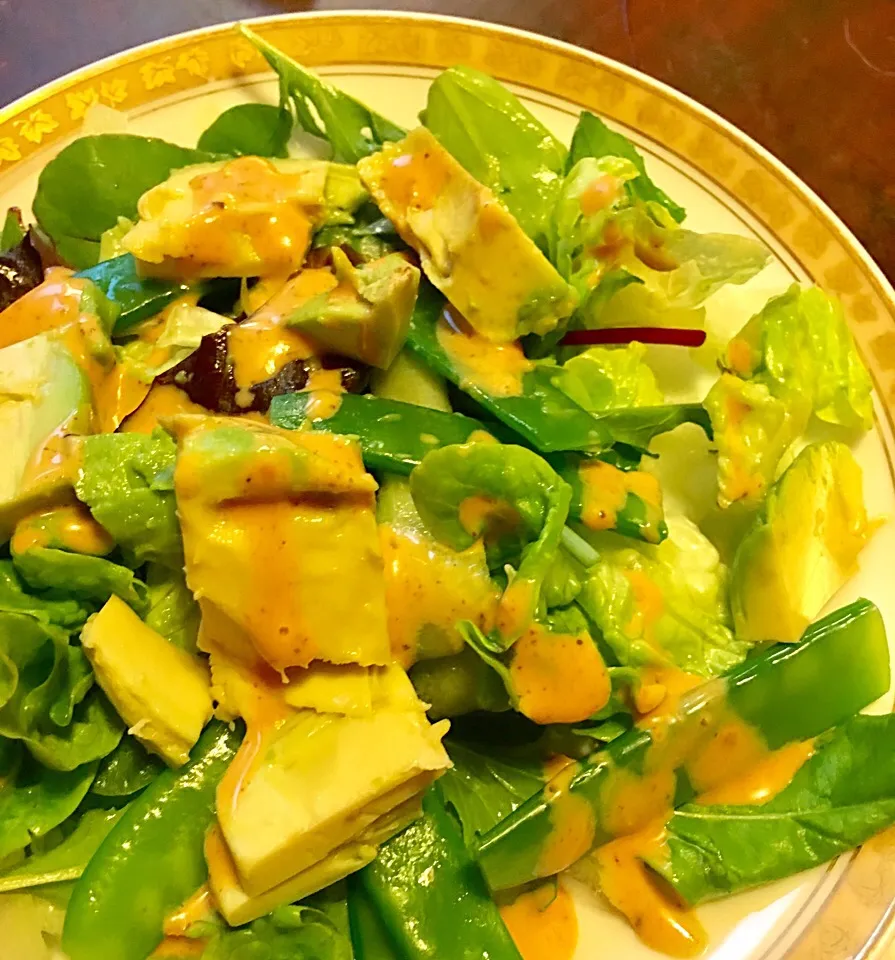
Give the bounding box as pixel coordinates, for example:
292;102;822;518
552;342;663;411
423;65;567;246
722;284;873;431
704;374;809;509
576;516;751;677
730;441;872;643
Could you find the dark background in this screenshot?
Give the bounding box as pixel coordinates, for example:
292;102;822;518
1;0;893;280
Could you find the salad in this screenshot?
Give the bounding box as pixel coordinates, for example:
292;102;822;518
0;23;890;960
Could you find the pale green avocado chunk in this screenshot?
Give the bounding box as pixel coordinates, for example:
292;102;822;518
730;441;872;643
81;595;213;767
0;332;92;541
358;126;577;343
286;248;420;369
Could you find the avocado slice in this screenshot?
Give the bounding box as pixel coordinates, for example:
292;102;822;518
170;415;391;672
357;126;577;343
0;332;92;541
206;795;422;926
81;595;213;766
216;663;449;897
730;441;872;643
286;248;419;369
123;157;368;279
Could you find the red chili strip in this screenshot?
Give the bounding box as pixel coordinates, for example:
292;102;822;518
560;326;707;348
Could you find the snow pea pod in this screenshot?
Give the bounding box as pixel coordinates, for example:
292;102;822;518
62;720;242;960
359;785;522;960
76;254;195;335
476;599;890;891
405;281;711;455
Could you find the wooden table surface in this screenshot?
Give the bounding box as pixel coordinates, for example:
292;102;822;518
0;0;893;282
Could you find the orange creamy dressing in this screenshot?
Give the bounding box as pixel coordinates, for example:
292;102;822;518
496;576;537;642
149;938;206;959
228;268;334;388
725;337;754;377
600;767;676;839
457;494;522;540
634;666;703;730
378;146;450;212
537;763;597;877
303;367;344;421
11;502;113;556
696;739;815;806
122;383;208;434
721;384;766;502
0;267;84;348
578;461;663;535
378;523;496;667
436;308;533;398
499;881;579;960
157;157;314;276
509;624;610;725
579;174;623;216
163;884;215;937
623;568;665;647
596;821;707;958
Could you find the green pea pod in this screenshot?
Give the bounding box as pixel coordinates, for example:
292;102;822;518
405;281;710;455
360;785;522;960
270;391;662;544
476;599;890;890
62;720;242;960
347;876;400;959
76;254;196;335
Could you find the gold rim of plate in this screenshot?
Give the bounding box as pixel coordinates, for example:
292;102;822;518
2;12;895;959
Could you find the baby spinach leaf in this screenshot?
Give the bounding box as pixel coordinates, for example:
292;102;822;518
143;564;200;654
423;65;567;246
0;806;126;893
651;713;895;904
0;743;97;861
197;103;293;158
1;208;26;251
440;740;546;846
91;735;163;798
568;111;686;222
74;431;181;570
410;442;572;646
240;25;405;163
33;134;218;268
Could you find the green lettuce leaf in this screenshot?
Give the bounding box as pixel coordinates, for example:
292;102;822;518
548;155;769;332
0;806;126;894
568;111;686;222
410;443;572;646
240;26;404;164
12;548;148;614
74;430;182;570
201;903;353;960
704;373;809;509
143;563;200;654
197;103;293;158
422;65;567;246
32;134;218;269
440;740;546;847
1;209;27;251
0;741;97;862
117;303;231;383
0;611;123;771
722;285;873;431
0;561;90;630
576;516;750;677
91;735;164;798
650;713;895;904
552;343;663;412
